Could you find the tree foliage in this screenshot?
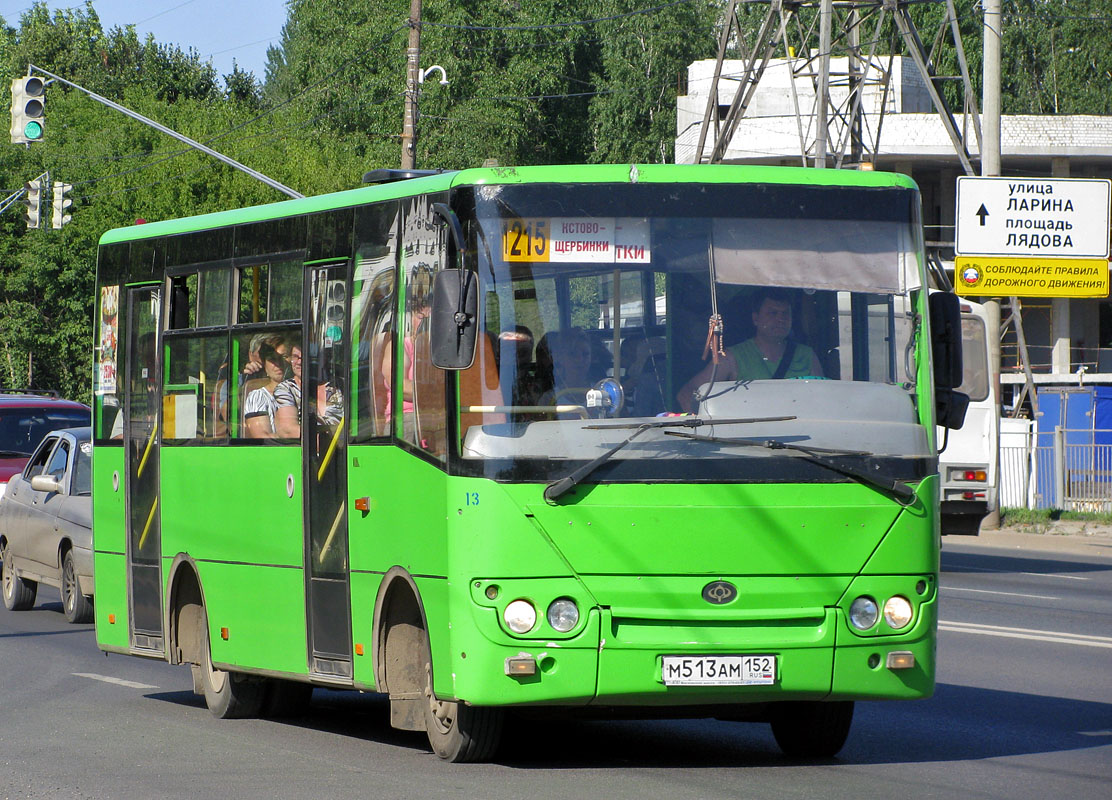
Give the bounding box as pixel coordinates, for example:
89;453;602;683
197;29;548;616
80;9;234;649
0;0;1107;402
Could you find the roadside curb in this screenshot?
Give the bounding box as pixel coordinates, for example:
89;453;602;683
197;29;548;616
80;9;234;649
943;528;1112;559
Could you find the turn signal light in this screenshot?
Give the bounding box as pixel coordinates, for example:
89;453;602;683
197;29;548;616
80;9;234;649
886;651;916;670
505;654;537;676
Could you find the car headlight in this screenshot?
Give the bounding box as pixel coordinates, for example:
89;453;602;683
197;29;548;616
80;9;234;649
546;598;579;632
503;599;537;634
883;596;914;629
849;596;878;630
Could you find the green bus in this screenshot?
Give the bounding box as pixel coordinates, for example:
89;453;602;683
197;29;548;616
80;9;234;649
92;164;965;762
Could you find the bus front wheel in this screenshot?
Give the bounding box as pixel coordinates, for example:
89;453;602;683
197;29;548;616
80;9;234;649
422;658;503;762
769;701;854;758
198;608;263;719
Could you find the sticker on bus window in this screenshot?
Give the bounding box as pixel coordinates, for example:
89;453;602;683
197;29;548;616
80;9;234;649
502;218;650;264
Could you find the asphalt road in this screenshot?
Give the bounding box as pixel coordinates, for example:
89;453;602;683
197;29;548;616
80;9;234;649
1;533;1109;799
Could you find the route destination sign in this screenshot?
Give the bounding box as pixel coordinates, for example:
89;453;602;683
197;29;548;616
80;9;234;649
956;176;1110;258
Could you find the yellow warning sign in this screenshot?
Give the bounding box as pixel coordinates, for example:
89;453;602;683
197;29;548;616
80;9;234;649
955;256;1110;298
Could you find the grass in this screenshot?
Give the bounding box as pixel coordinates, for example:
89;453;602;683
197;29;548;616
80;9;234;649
1000;507;1112;526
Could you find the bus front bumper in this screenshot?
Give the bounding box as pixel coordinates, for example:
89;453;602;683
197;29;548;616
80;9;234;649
452;600;936;708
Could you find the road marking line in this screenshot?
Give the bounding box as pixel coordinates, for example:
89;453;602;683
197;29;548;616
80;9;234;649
1020;571;1088;581
944;564;1088;581
942;586;1059;600
73;672;158;690
939;622;1112;649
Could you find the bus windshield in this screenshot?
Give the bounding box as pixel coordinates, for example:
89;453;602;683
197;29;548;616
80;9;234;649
455;181;930;482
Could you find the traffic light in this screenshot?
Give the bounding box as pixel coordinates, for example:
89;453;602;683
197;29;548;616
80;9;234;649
324;280;346;345
51;182;72;229
23;178;42;229
10;76;45;144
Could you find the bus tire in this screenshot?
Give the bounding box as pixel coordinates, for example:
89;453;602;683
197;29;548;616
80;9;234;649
198;607;264;719
770;701;854;758
2;541;37;611
62;550;94;624
262;679;314;718
422;653;503;763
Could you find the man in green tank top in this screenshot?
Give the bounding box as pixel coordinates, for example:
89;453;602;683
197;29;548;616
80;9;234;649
677;288;824;412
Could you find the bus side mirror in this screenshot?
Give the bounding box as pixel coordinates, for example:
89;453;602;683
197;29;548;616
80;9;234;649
936;387;969;430
429;269;478;369
929;292;968;429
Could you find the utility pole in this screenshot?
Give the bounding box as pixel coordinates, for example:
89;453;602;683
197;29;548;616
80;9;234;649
815;0;831;168
401;0;422;169
981;0;1005;530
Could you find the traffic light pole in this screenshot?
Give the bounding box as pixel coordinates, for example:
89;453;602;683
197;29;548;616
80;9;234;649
28;63;304;200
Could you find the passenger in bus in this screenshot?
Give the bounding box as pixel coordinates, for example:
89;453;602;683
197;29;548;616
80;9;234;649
676;288;823;413
214;331;283;436
243;338;292;438
274;344;344;438
538;328;596;409
621;334;666;417
498;325;539;405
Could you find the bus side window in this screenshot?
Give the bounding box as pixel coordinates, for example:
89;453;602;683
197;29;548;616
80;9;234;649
162;333;228;443
352;201;400;442
399;194;447;460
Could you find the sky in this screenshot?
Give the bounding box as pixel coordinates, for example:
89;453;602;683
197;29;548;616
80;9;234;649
3;0;290;82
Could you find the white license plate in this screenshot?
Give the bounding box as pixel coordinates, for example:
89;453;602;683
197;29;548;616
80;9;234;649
661;655;777;686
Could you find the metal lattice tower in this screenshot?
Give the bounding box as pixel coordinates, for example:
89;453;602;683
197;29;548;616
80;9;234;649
695;0;981;175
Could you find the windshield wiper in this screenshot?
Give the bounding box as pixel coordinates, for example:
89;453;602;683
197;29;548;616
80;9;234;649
664;432;916;505
543;415;796;503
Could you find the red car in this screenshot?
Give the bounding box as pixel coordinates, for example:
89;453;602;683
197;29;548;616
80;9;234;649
0;391;91;500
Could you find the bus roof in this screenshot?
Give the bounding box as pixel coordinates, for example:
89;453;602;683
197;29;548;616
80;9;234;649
97;163;918;247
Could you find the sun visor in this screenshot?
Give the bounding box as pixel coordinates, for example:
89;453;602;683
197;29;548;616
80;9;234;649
711;218;920;295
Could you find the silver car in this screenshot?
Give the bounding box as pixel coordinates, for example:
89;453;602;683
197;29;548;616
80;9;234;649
0;427;93;623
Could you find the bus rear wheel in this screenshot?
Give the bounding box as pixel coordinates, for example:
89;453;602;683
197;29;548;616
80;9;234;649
770;701;854;758
422;659;503;762
198;608;263;719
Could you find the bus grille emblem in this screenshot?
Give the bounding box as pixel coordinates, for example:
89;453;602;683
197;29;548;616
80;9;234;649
702;581;737;605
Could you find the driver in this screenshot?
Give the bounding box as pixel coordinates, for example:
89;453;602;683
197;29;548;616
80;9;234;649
677;288;823;412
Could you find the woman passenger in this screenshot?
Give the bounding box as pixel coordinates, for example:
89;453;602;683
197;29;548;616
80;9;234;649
243;338;291;438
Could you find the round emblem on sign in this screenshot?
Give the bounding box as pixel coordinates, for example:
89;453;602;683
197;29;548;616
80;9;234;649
702;580;738;605
961;265;982;287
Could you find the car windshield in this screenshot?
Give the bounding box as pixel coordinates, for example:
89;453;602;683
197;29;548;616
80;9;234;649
448;181;929;484
0;409;91;456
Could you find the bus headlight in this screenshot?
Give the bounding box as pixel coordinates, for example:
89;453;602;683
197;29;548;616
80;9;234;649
546;598;579;632
503;600;537;634
883;596;914;629
849;596;878;630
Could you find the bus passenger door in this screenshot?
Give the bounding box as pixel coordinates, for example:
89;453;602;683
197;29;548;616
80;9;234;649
124;285;164;652
303;263;353;678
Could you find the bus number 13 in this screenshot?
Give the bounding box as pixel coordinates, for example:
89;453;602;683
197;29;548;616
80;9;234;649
502;218;548;261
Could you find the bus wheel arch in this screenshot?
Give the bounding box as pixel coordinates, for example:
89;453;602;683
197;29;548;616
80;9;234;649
165;554;264;719
165;555;204;667
371;567;503;762
372;568;429;710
